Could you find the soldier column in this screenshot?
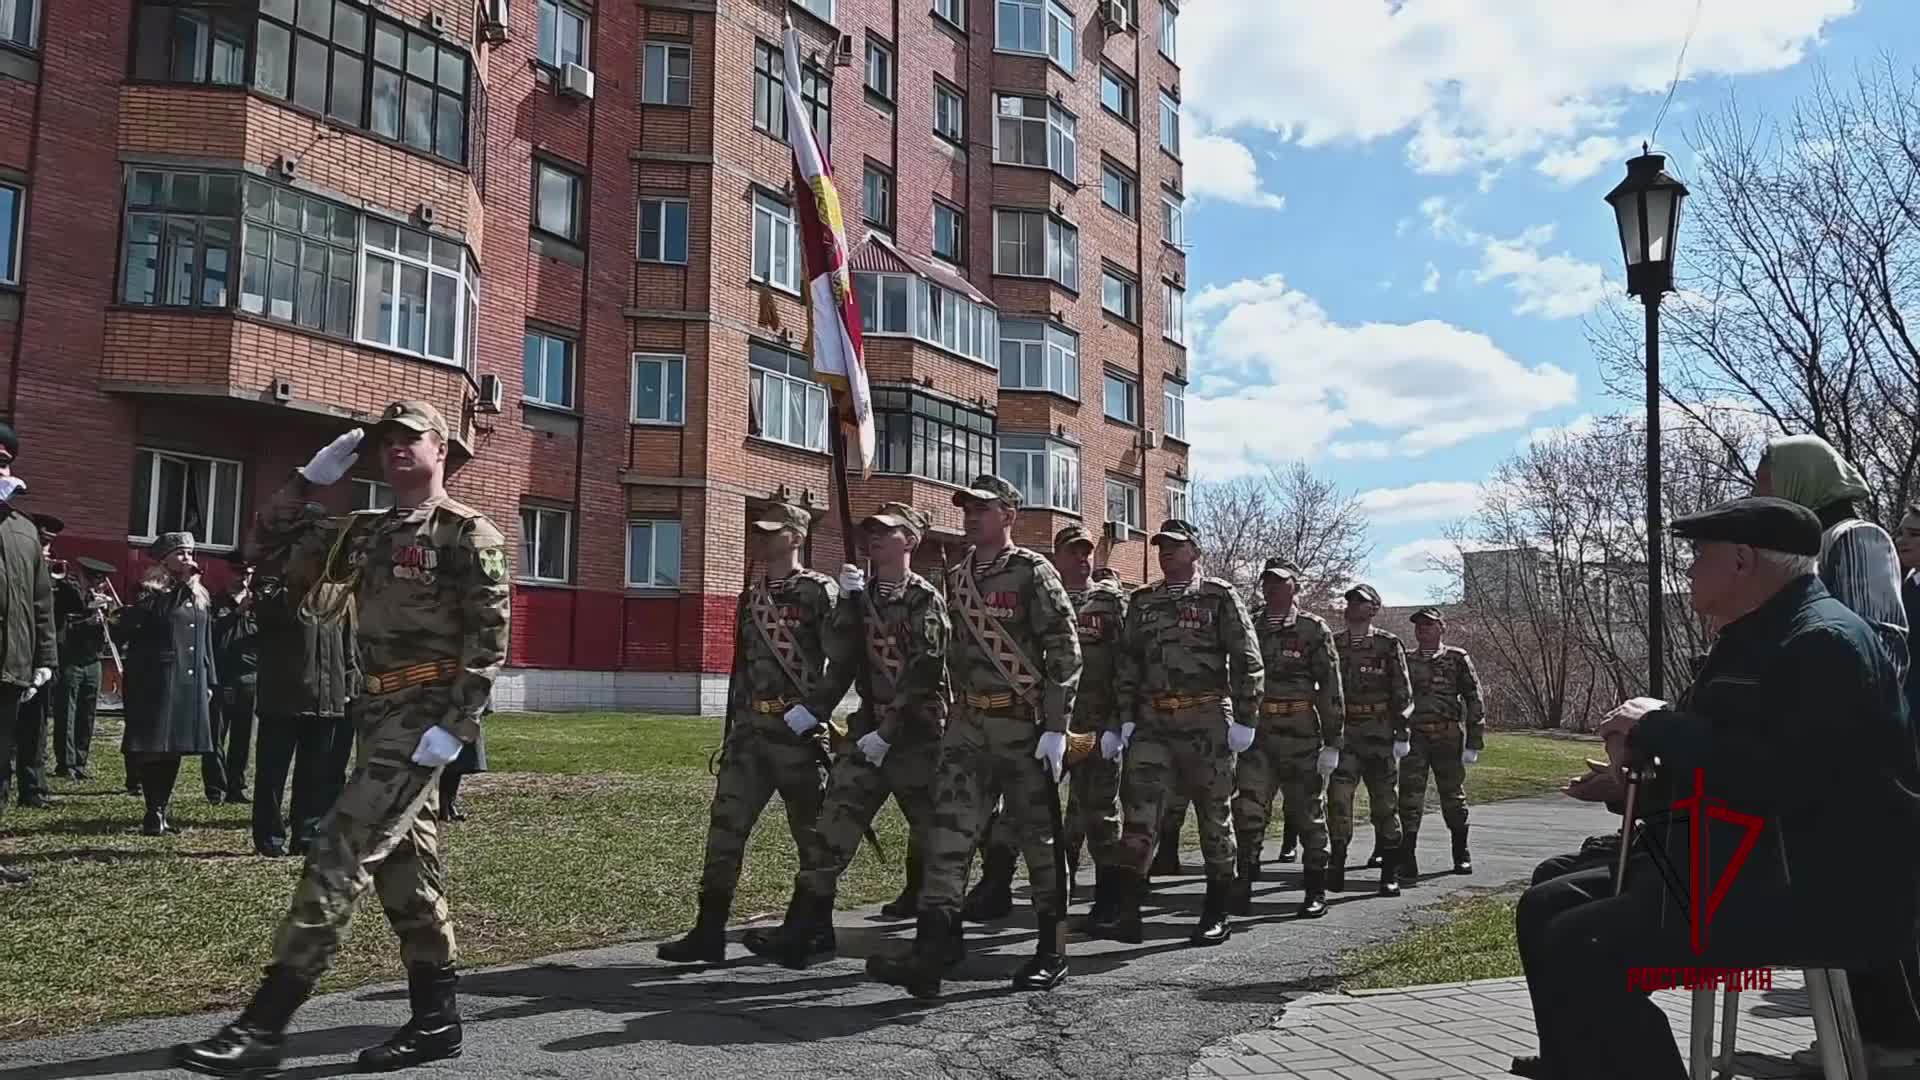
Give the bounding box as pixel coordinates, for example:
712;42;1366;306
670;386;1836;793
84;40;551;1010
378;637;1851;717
1398;607;1485;879
1326;584;1413;898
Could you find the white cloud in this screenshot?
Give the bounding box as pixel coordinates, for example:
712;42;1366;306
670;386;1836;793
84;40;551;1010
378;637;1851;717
1519;412;1599;451
1182;0;1854;177
1356;481;1484;525
1537;135;1643;183
1329;441;1397;461
1422;202;1612;318
1184;133;1288;211
1186;274;1579;477
1369;538;1465;607
1421;263;1441;293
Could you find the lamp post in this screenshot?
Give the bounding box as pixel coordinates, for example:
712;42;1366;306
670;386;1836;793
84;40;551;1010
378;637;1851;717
1604;145;1688;700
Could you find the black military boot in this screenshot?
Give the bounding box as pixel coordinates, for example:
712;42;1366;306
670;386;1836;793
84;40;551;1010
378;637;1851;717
1298;865;1329;918
881;849;923;918
1150;815;1184;878
744;888;836;969
173;966;313;1076
1453;825;1473;874
1365;844;1384;869
356;965;462;1072
1086;867;1143;944
1327;843;1348;892
1398;831;1420;883
1225;844;1258;917
1191;876;1232;946
1277;821;1299;862
867;909;953;1000
960;847;1016;922
657;890;731;963
1012;912;1068;990
1076;865;1113;930
1378;846;1402;898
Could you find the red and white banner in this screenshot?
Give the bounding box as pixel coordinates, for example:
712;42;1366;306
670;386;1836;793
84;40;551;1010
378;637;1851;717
781;22;873;475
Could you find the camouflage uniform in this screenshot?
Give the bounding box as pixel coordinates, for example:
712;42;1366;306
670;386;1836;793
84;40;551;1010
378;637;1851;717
1399;612;1483;869
1327;604;1412;862
1232;578;1343;876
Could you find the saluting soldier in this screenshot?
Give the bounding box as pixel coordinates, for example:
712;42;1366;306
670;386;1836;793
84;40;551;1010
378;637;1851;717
1327;583;1412;898
1228;557;1342;919
867;475;1082;999
657;497;838;964
745;502;950;967
1091;519;1264;947
176;401;510;1076
1398;607;1484;880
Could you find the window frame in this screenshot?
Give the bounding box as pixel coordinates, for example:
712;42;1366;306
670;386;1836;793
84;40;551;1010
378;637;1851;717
933;0;966;30
1105;475;1143;533
1101;267;1139;321
793;0;835;24
0;181;22;286
933;79;966;144
121;168;240;311
626;518;684;590
519;504;574;584
931;200;965;264
992;93;1078;182
862;163;894;231
1099;66;1137;124
995;0;1075;71
357;216;480;370
523;328;576;410
854;270;999;369
128;447;245;551
1166;475;1190;520
750;190;801;295
864;36;894;101
1163;378;1187;441
1162;190;1186;247
631;351;687;426
998;319;1080;400
236;176;357;334
1159;0;1177;61
641;40;692;105
636;195;690;264
1159;90;1181;156
352;478;395;511
537;0;590;69
748;342;831;453
2;0;38;50
872;385;998;488
130;0;249;87
1101;160;1137;217
1163;280;1185;345
992;208;1079;291
533;159;584;243
754;40;832;149
999;434;1081;514
1103;369;1140;425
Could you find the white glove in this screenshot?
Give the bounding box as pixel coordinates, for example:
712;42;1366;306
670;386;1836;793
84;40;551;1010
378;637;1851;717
300;428;365;486
0;475;25;503
410;725;464;767
1392;739;1411;763
1100;730;1125;761
20;666;52;702
1462;748;1479;767
1227;721;1256;754
1036;731;1067;782
839;564;866;593
1316;746;1341;777
1121;720;1136;745
857;730;890;767
784;705;819;736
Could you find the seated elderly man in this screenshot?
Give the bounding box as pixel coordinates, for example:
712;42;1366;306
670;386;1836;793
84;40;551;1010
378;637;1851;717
1510;496;1920;1080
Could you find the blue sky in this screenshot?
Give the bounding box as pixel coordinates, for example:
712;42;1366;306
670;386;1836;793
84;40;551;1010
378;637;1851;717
1178;0;1909;603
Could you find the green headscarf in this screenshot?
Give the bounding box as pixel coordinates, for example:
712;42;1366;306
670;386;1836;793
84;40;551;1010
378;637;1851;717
1763;434;1871;511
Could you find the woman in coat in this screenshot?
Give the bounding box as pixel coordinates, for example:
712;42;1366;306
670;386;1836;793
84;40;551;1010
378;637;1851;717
116;532;217;836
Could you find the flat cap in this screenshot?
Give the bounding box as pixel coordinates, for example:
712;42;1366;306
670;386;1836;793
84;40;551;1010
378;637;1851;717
1260;557;1300;581
30;512;64;536
1670;495;1822;556
76;556;118;577
374;400;450;441
1344;583;1382;607
1054;524;1096;551
952;474;1023;510
1150;518;1200;546
862;501;931;539
1410;606;1444;624
150;532;196;560
751;500;813;535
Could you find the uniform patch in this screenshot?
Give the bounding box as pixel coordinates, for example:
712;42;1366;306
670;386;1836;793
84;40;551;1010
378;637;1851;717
1176;604;1215;630
392;544;442;584
478;547;507;582
985;590;1018;620
1077;611;1105;642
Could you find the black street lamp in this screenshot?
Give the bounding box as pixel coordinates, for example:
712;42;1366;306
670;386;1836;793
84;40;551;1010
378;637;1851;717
1604;145;1688;700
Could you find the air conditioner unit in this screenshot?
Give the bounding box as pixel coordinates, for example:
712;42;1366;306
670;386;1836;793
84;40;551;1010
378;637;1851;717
559;62;596;101
480;0;510;42
477;374;504;414
835;33;855;67
415;201;437;226
1104;520;1128;543
426;11;450;35
275;153;298;178
1141;428;1158;449
271;377;294;402
1099;0;1130;30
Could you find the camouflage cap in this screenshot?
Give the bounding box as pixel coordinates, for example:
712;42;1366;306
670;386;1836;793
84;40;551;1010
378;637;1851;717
1260;556;1300;581
150;531;196;560
952;474;1023;510
1150;518;1199;546
862;501;931;539
751;500;812;535
1409;606;1445;625
1053;524;1096;551
1344;583;1382;607
373;400;450;441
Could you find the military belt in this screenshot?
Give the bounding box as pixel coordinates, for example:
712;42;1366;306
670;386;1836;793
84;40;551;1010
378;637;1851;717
1150;694;1223;711
364;658;460;695
963;691;1019;712
1346;703;1388;716
1259;698;1314;716
752;696;797;714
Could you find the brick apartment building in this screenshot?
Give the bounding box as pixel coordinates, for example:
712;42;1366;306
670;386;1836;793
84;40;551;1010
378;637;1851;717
0;0;1190;713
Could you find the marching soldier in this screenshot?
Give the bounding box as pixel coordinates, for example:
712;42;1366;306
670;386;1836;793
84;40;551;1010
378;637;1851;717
867;475;1082;999
1091;519;1263;947
745;502;949;967
1327;583;1412;897
176;401;510;1075
1228;558;1342;919
658;497;837;964
1398;607;1484;880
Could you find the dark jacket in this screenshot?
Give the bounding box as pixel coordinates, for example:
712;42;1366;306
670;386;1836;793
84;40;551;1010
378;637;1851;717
212;590;260;688
1904;573;1920;731
254;580;354;718
116;582;216;755
53;574;107;666
0;507;55;685
1628;575;1920;969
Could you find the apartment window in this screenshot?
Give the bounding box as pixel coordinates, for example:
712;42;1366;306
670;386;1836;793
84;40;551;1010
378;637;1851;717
993;94;1077;181
994;209;1078;290
751;192;800;293
1166;476;1190;520
749;343;830;452
862;165;894;230
873;387;997;487
1159;0;1177;60
855;271;999;368
1159;91;1181;155
1000;435;1080;513
999;319;1079;398
253;0;472;164
637;197;690;263
1104;370;1139;424
519;506;572;583
642;41;692;105
933;0;965;28
0;183;19;285
2;0;37;49
755;41;832;149
1100;67;1136;123
627;519;683;589
1101;161;1137;216
131;1;248;86
534;161;583;242
1106;476;1142;532
997;0;1074;71
523;330;575;409
932;202;964;264
933;80;965;143
238;179;355;334
865;38;894;100
359;218;478;368
122;170;239;309
129;449;243;550
351;478;394;511
1099;268;1137;321
1162;191;1185;246
794;0;834;22
631;352;686;425
1163;281;1185;344
1164;379;1187;441
537;0;588;68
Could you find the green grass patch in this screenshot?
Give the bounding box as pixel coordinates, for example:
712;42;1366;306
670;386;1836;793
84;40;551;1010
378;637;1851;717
1340;890;1524;990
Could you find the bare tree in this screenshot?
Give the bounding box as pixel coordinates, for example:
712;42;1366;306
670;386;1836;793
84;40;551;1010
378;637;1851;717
1189;461;1374;607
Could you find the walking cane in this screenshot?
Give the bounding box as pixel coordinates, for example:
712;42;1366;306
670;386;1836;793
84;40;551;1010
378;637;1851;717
1613;766;1640;895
